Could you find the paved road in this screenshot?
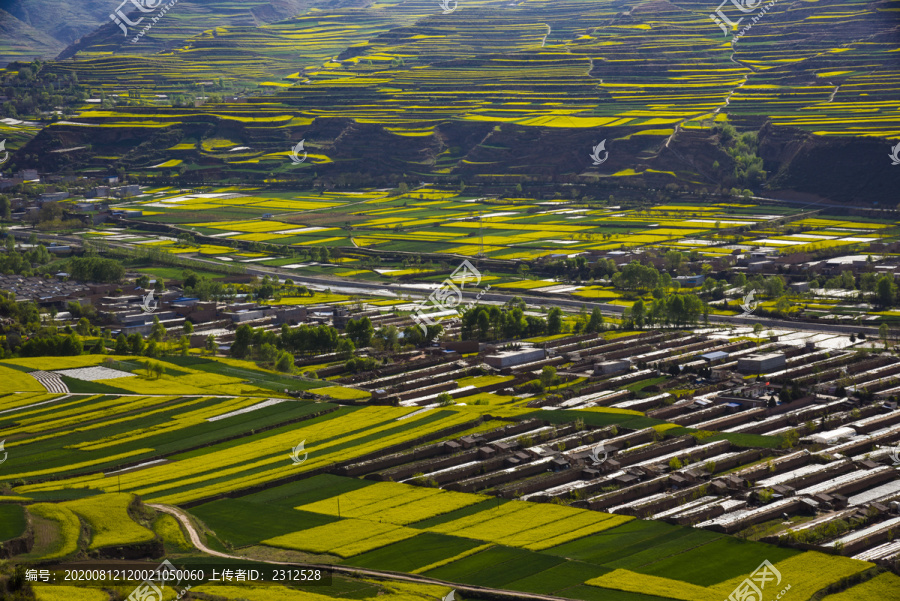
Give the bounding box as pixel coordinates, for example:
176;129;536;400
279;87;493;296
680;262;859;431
13;229;882;337
150;503;579;601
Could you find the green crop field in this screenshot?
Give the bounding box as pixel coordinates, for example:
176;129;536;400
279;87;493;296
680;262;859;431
346;532;485;573
0;504;27;541
630;536;801;587
503;561;612;595
191;499;339;548
0;389;334;482
4;391;478;505
238;474;376;509
423;545;566;588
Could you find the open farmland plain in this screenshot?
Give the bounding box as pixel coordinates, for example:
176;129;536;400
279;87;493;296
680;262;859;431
118;187;899;261
70;189;900;325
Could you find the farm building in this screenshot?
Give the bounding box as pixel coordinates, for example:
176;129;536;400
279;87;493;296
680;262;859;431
737;353;786;374
485;347;546;368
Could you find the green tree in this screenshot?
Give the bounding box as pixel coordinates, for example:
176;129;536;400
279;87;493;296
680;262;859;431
144;340;160;359
258;342;278;365
346;316;374;347
76;317;91;336
374;325;399;352
275;351;294;372
128;333;145;355
876;275;897;308
763;275;785;298
149;317;166;342
547;307;563;335
586;307;604;333
115;333;128;354
336;337;355;359
231;324;253;359
540;365;557;392
665;250;683;272
753;323;764;345
68;256;125;283
631;299;646;329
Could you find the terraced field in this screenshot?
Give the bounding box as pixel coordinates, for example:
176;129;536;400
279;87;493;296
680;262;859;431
10;0;897;202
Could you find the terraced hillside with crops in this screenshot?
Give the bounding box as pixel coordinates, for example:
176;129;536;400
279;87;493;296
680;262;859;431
5;0;898;203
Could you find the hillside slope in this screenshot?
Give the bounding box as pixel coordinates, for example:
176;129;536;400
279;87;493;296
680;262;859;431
6;0;900;203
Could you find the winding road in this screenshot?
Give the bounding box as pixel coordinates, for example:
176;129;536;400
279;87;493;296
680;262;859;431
149;504;580;601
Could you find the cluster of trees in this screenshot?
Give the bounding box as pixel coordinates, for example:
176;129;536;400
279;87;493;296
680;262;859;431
175;272;320;303
460;304;550;341
28;201;83;231
0;236;53;276
713;124;766;189
251;276;312;301
401;323;444;346
539;255;703;292
180;271;223;300
69;256;125;283
17;333;84;357
0;292;56;358
1;60;88;120
112;317;193;359
626;293;706;328
278;323;344;356
345;317;374;348
230;323;361;370
541;256;615;282
346;356;379;373
232;319;412;372
571;306;606;334
738;273;785;299
0;313;90;359
458;298;606;342
806;267;899;308
614;261;667;292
